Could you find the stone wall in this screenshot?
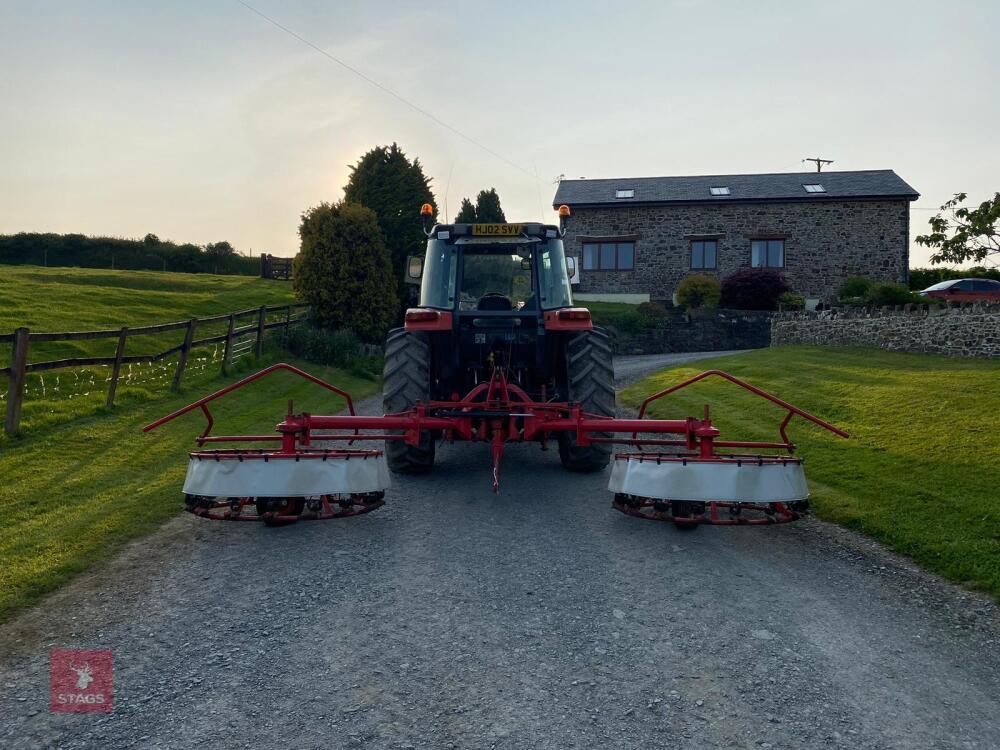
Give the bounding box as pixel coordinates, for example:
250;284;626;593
771;303;1000;358
565;199;909;303
607;308;773;355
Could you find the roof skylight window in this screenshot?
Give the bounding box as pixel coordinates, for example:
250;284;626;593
709;186;730;196
615;189;635;199
803;184;826;193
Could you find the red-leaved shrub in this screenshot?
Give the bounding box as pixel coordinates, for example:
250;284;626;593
719;269;791;311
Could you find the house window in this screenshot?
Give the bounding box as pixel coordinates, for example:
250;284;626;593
709;186;730;196
751;239;784;268
690;240;717;269
803;184;825;193
582;242;635;271
615;189;635;199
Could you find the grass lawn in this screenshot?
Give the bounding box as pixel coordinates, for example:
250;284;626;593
0;353;380;622
622;346;1000;597
0;266;297;436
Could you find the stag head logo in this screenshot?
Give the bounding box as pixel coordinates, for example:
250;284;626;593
69;662;94;690
50;648;113;713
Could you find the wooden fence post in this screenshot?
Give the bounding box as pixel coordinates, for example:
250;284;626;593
222;313;236;374
4;327;29;437
255;306;266;359
105;326;128;408
172;319;197;391
282;305;292;347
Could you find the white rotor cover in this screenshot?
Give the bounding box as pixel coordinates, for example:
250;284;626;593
183;454;391;498
608;457;808;503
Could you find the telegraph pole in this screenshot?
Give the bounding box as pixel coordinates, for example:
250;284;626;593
804;157;833;172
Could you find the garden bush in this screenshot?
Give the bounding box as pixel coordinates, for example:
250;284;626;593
637;301;669;319
838;276;874;302
285;325;382;378
909;266;1000;291
866;282;920;307
293;202;397;343
777;292;806;310
719;269;790;310
675;274;721;310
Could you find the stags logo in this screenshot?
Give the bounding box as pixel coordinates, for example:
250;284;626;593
50;649;113;713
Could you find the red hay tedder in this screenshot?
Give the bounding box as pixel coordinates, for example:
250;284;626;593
144;362;846;528
144;208;847;528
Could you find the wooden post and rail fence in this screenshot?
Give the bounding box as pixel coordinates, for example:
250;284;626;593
1;303;310;437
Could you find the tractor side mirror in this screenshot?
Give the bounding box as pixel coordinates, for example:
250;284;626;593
406;256;424;285
565;256;577;277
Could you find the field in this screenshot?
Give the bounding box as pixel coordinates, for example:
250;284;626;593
0;265;295;336
623;346;1000;596
0;266;347;618
0;266;297;435
0;353;380;621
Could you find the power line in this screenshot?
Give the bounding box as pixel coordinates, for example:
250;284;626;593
235;1;544;185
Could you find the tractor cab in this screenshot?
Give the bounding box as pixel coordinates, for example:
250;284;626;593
402;221;592;398
416;223;574;314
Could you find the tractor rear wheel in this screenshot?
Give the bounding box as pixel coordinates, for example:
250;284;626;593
382;328;435;474
558;328;615;472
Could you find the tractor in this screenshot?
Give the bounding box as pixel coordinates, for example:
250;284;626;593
144;205;847;527
382;204;614;475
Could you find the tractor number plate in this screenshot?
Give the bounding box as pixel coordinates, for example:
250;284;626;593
472;224;523;236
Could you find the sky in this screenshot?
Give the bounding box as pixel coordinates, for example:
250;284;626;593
1;1;997;266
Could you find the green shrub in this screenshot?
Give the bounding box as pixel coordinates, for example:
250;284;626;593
637;301;669;319
866;282;920;307
838;276;874;301
293;202;397;343
585;302;647;333
909;266;1000;291
778;292;806;310
285;324;381;378
719;269;790;310
675;274;722;310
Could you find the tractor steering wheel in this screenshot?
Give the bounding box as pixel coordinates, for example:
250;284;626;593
477;292;513;311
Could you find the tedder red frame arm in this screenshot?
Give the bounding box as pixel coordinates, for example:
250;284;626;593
635;369;849;451
142;362;358;445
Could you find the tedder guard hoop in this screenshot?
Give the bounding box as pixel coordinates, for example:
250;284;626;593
143;363;847;527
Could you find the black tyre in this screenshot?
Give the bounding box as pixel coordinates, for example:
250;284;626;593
669;500;700;530
382;328;436;474
558;328;615;472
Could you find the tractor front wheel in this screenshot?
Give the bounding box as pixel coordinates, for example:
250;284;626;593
558;328;615;472
382;328;436;474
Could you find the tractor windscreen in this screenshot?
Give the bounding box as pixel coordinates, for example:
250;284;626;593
460;251;533;310
420;238;573;311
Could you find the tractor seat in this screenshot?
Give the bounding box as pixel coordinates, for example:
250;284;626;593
477;293;513;311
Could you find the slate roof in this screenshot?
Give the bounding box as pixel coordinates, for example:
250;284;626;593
552;170;918;207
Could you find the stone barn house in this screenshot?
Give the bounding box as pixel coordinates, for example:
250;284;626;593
551;170;918;306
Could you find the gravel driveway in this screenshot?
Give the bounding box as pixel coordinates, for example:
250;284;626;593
1;352;998;749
